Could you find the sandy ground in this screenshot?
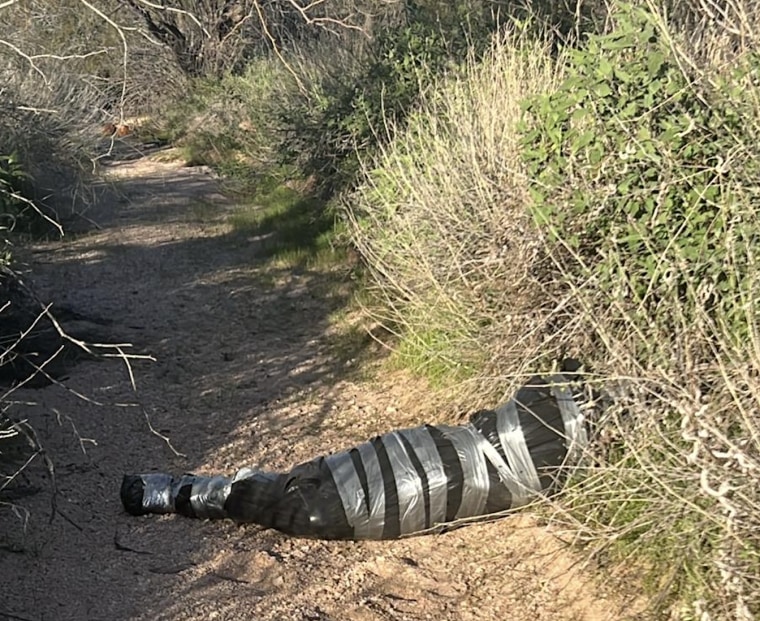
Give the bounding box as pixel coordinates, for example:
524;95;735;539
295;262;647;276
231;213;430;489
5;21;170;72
1;153;638;621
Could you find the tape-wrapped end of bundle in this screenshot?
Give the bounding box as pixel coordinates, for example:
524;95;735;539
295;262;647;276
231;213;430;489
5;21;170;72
120;474;148;516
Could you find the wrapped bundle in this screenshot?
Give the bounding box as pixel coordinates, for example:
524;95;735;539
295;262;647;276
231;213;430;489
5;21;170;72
121;373;588;539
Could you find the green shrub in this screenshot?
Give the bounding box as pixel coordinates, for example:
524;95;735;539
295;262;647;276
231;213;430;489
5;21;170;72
0;153;32;229
147;57;290;192
280;1;498;197
521;4;760;616
522;3;760;349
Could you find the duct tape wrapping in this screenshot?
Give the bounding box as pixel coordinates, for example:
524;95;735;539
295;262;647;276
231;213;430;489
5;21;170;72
121;473;232;519
121;373;589;540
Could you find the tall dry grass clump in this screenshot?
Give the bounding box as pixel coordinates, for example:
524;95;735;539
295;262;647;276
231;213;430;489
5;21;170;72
347;1;759;617
0;56;105;229
345;32;570;390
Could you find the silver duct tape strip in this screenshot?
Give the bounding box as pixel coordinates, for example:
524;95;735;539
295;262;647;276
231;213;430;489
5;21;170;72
547;374;588;465
441;426;490;519
232;466;258;482
189;475;232;519
468;421;527;507
140;473;177;513
357;442;386;539
495;399;542;506
398;426;448;527
383;432;426;535
324;451;368;538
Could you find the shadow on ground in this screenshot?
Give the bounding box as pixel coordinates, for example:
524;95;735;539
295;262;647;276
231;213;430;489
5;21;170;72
0;153;381;621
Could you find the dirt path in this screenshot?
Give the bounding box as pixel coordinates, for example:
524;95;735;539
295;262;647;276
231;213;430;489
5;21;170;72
1;155;634;621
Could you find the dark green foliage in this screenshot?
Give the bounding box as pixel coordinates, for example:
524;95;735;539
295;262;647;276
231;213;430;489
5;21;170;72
0;153;33;232
512;0;609;42
0;153;37;240
521;3;760;341
280;1;498;198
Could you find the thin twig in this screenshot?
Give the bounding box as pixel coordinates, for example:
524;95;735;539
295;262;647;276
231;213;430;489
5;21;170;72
54;507;84;532
142;406;185;457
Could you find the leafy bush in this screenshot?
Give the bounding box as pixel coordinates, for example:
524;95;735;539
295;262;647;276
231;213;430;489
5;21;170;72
522;3;760;348
520;4;760;616
280;1;498;197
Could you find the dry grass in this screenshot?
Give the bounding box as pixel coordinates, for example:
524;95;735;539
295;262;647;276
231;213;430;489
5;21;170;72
345;4;760;618
344;31;569;395
0;55;104;227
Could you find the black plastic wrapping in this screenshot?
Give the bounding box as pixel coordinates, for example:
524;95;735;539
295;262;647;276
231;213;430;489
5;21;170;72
121;373;588;540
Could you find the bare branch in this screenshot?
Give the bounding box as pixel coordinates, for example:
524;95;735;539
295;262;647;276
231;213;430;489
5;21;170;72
142;405;185;457
253;0;306;92
77;0;130;124
134;0;210;36
0;39;48;83
4;190;64;237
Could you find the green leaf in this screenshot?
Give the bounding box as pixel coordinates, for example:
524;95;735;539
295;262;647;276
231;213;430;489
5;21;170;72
594;82;613;97
647;55;665;78
588;144;605;165
621;101;640;118
571;107;588;123
561;75;585;91
598;57;614;79
574;131;596;151
601;35;635;51
615;67;633;83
